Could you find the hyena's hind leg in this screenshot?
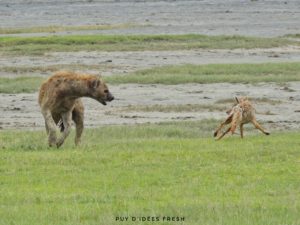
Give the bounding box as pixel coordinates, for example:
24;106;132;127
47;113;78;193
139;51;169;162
41;109;57;147
52;113;63;132
251;119;270;135
56;111;72;148
72;101;84;146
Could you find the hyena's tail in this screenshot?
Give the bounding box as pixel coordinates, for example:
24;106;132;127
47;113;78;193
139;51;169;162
57;119;65;132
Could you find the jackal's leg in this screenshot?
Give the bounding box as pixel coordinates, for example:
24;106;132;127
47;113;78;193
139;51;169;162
240;123;244;138
214;115;232;137
217;127;231;140
230;111;241;135
252;119;270;135
42;109;57;147
56;111;72;148
230;123;238;135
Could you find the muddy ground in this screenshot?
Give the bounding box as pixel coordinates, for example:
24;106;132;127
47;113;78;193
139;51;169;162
1;0;300;37
1;82;300;132
0;0;300;132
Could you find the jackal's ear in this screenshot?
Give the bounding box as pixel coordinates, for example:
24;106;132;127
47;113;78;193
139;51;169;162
235;97;240;103
88;79;100;89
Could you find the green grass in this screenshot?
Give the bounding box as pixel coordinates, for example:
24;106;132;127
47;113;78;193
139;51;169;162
283;34;300;39
107;62;300;84
0;121;299;225
0;77;44;93
0;34;297;56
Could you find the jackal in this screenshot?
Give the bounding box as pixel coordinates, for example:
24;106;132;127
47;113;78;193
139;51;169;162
214;97;270;140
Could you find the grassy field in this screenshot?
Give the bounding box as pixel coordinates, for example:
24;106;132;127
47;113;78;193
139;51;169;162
0;77;44;93
0;121;299;225
0;34;297;56
0;64;117;75
1;62;299;93
1;32;299;224
284;34;300;39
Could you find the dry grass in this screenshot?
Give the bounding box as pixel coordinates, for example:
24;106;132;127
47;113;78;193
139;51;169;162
1;34;298;56
0;23;143;34
215;97;282;105
0;64;120;75
119;104;228;113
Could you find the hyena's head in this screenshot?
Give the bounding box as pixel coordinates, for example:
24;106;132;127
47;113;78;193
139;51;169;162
88;76;114;105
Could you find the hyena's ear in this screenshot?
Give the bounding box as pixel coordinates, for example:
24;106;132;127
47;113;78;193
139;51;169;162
235;96;240;103
88;79;100;89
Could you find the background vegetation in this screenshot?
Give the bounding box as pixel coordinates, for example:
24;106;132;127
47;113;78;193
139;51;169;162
0;34;297;56
1;62;300;93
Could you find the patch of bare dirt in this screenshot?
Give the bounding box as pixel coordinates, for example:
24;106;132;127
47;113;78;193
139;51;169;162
1;0;300;37
1;82;299;132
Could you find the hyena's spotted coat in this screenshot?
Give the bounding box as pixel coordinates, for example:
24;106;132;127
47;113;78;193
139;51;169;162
38;71;114;148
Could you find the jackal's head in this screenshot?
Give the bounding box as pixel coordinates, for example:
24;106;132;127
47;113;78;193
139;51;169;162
226;96;249;114
88;76;114;105
235;96;248;104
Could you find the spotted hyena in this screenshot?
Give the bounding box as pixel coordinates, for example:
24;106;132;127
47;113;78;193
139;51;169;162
38;71;114;147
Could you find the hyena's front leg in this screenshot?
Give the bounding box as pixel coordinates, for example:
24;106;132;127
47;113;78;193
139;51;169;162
251;119;270;136
72;110;84;146
45;121;49;134
56;111;72;148
42;109;57;147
